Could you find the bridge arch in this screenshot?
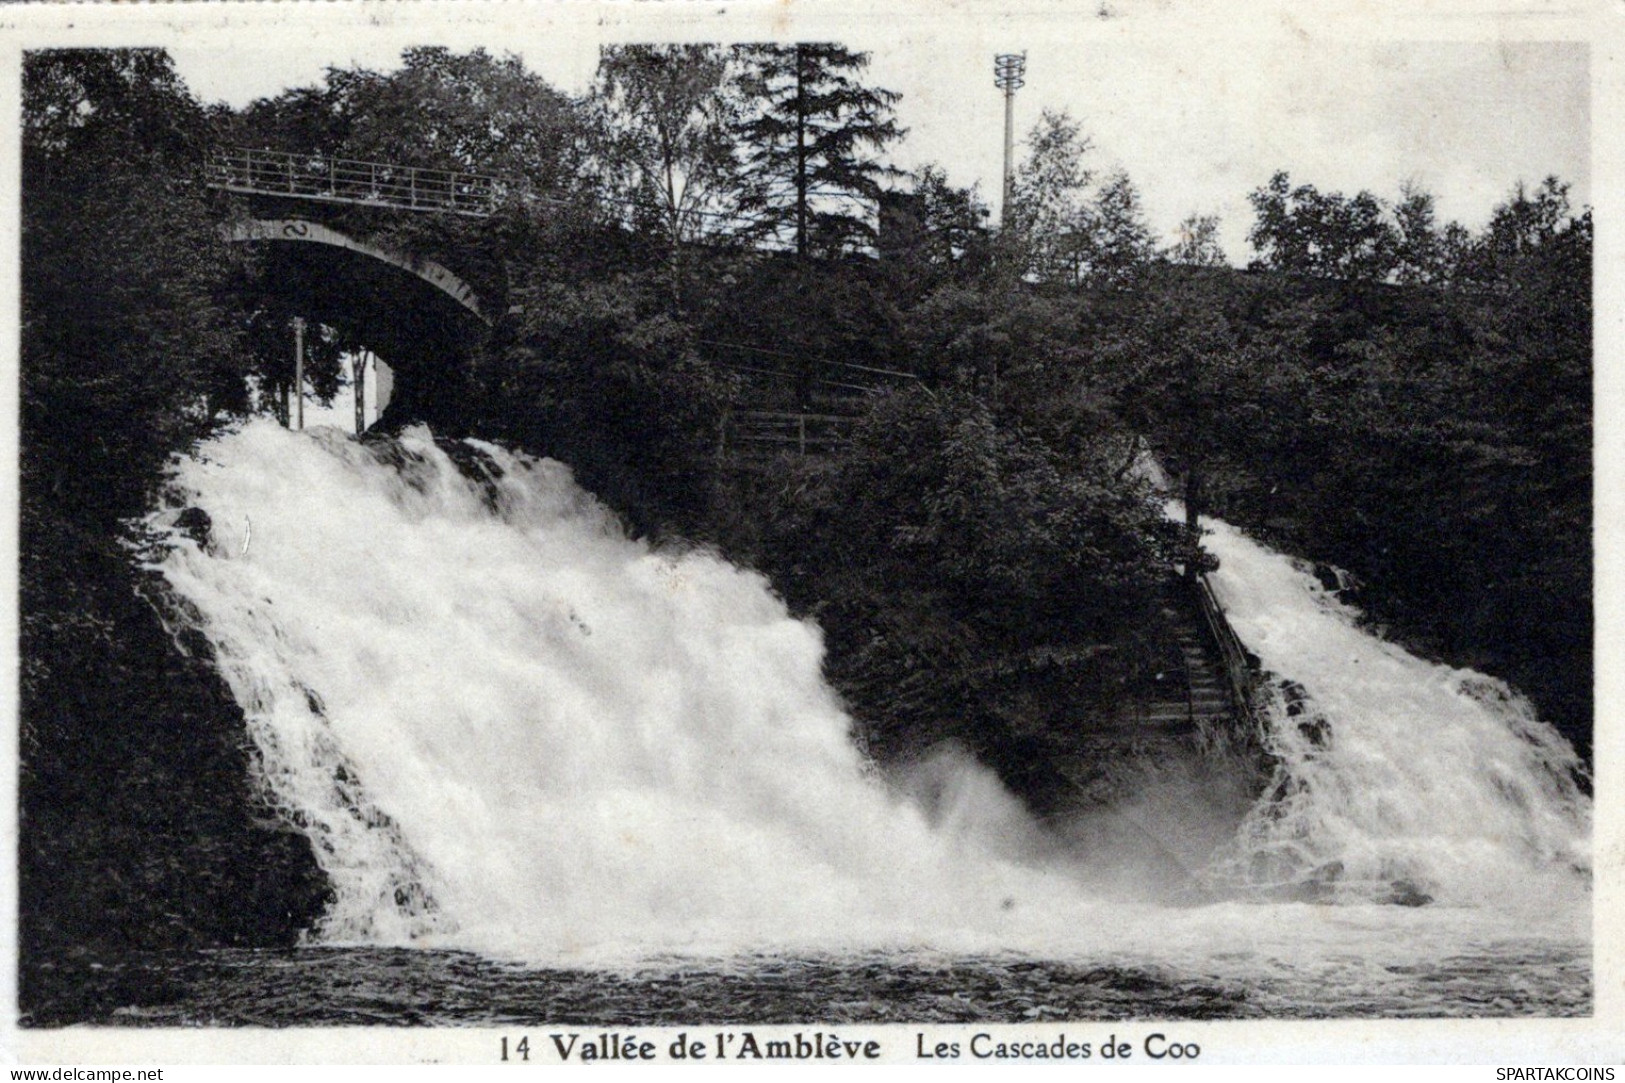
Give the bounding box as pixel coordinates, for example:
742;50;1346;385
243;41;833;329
225;218;489;324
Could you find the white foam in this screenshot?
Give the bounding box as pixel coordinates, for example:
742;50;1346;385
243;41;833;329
143;421;1589;974
1200;516;1590;909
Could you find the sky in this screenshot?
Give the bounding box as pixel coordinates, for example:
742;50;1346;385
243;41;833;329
155;3;1591;264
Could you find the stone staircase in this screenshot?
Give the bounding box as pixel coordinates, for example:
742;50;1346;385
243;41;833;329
1048;585;1261;811
1076;594;1241;743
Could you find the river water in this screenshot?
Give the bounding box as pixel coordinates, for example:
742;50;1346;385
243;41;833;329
93;420;1590;1025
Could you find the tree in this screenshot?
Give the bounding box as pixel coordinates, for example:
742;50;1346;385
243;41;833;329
1246;170;1398;281
1005;108;1094;283
1461;176;1577;288
766;385;1180;761
874;165;991;289
1439;220;1476;285
732;44;904;257
25;48;208;166
1168;212;1228;267
1391;181;1446;285
902;282;1081;396
233;46;590;255
329;48;582;186
1082;169;1157;286
591;44;744;248
1098;279;1314;565
487;263;738;532
840;387;1175;633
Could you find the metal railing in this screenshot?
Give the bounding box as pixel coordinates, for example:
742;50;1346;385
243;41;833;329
721;410;853;457
206;147;498;217
1192;572;1261;730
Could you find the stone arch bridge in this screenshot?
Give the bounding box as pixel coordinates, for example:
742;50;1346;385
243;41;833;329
209;146;498;431
208;145;906;446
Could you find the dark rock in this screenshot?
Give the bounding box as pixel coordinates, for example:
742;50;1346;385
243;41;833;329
20;502;329;1002
1385;879;1433;907
172;507;212;548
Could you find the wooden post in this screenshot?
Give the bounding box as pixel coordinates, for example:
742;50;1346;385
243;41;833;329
292;317;306;431
353;351;367;435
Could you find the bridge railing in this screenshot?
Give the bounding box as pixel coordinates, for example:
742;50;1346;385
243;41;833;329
206;147;497;218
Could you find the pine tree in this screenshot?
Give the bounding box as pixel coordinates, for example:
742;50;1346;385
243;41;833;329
731;44;904;257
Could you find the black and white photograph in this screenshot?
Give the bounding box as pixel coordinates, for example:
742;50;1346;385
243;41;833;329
4;0;1616;1065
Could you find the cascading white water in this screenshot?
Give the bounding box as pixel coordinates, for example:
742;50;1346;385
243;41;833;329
147;421;1090;960
1198;516;1591;908
145;420;1590;980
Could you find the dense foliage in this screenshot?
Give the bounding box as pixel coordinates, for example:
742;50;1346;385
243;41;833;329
23;50;245;519
713;386;1181;765
1222;200;1592;750
21;50;329;966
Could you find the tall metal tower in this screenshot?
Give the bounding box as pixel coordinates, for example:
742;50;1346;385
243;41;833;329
994;52;1027;228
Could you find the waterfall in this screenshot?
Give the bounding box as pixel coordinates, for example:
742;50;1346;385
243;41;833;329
143;421;1589;972
1198;517;1590;908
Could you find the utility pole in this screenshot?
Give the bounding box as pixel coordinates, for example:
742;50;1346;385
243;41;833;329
994;53;1027;229
291;316;307;431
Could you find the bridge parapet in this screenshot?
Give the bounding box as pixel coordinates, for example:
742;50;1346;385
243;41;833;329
225;218;489;323
207;147;497;218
